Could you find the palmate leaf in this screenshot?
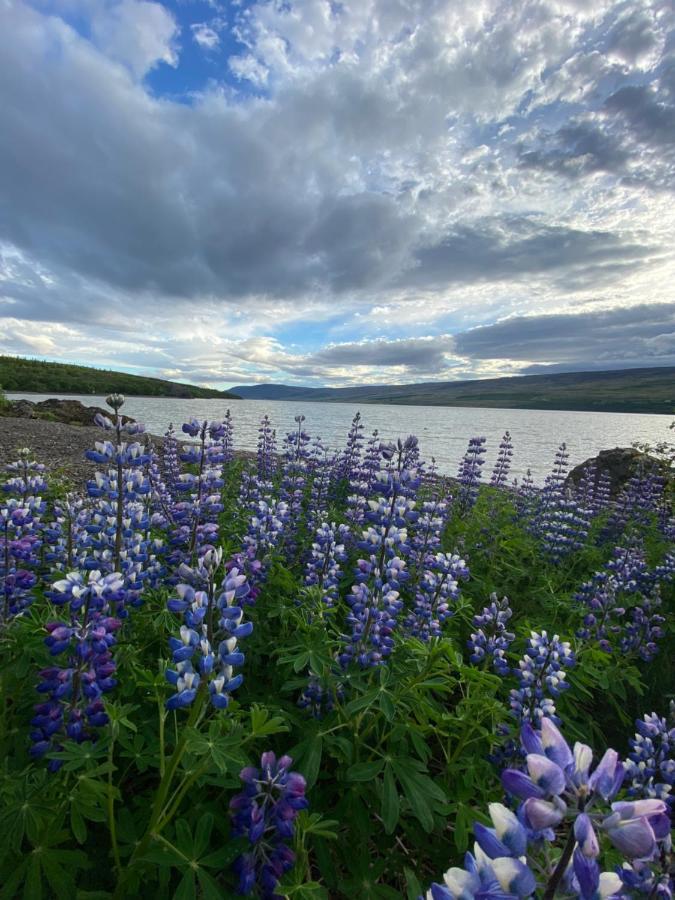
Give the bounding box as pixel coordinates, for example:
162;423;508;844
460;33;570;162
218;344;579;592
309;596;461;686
249;704;290;738
0;831;89;900
0;770;57;851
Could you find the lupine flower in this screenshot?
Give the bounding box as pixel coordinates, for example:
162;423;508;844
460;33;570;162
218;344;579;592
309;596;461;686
576;542;667;661
303;522;350;608
405;551;468;641
165;549;252;710
625;707;675;804
490;431;514;488
509;631;575;727
425;719;672;900
457;436;487;512
230;752;308;897
30;570;124;768
468;594;515;675
1;450;46;621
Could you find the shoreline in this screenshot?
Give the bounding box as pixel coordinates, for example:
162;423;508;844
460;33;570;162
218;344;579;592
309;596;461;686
6;391;239;401
0;417;253;487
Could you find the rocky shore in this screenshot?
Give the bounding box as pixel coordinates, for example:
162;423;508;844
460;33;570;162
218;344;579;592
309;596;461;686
0;417;128;486
0;415;254;487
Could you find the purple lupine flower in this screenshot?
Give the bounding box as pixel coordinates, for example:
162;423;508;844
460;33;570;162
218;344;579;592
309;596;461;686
625;707;675;805
576;542;666;662
335;411;364;484
345;430;383;528
303;522;350;608
405;551;468;641
160;424;181;496
509;631;575;727
230;751;308;897
468;594;515;675
167;419;225;568
30;570;124;768
425;717;675;899
526;444;591;562
257;415;277;484
165;549;252;710
1;449;47;621
457;436;487;512
491;431;514;488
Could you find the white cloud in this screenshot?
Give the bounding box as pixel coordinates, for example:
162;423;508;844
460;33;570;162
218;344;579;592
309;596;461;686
1;0;675;387
90;0;179;78
191;22;220;50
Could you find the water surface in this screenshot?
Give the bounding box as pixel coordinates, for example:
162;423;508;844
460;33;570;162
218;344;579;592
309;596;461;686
8;393;672;482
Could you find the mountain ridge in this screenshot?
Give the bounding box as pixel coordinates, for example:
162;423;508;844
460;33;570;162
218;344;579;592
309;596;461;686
231;366;675;414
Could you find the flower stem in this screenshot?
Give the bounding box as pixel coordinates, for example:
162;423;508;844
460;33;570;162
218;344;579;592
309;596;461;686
543;826;576;900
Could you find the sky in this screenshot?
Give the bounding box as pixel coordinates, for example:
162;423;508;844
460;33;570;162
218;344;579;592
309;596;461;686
1;0;674;389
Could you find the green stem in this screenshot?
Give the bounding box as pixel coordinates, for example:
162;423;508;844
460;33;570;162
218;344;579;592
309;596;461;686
108;737;122;874
156;761;210;832
113;685;207;898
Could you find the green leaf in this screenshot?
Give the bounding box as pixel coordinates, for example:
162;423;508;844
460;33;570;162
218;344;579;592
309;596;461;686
174;870;196;900
378;691;395;721
250;705;290;738
404;868;423;900
346;760;385;781
69;806;87;845
294;736;323;788
381;766;399;834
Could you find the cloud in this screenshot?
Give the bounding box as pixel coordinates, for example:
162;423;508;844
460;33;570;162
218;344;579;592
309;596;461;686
403;218;653;289
191;23;220;51
454;303;675;368
1;0;675;387
91;0;179;78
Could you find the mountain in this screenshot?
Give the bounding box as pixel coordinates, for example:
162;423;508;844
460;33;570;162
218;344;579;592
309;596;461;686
232;367;675;414
0;356;240;400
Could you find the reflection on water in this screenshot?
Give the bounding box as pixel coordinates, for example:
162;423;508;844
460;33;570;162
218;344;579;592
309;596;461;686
8;393;672;482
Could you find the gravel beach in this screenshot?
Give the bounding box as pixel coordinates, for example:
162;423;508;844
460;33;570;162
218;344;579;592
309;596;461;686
0;417;124;485
0;417;255;486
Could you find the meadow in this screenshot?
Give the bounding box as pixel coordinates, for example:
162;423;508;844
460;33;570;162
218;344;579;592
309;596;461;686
0;396;673;899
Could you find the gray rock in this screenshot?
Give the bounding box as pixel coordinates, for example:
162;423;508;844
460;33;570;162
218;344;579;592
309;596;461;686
567;447;661;497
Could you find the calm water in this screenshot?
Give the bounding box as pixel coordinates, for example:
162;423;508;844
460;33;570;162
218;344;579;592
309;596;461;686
8;393;673;482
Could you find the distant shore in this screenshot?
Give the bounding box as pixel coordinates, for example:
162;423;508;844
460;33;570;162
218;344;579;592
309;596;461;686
7;391;237;401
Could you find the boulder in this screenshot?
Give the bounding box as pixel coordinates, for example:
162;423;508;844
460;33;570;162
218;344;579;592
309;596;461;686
1;397;135;426
4;399;38;419
566;447;662;497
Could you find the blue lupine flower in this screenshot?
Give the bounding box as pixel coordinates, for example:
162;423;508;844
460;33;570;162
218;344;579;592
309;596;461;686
625;707;675;804
425;718;672;900
457;436;487;512
468;594;515;675
165;551;252;710
230;751;308;897
509;630;575;727
30;570;124;768
490;431;514;488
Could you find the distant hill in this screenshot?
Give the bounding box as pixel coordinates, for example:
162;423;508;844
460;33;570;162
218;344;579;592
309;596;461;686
232;367;675;414
0;356;240;400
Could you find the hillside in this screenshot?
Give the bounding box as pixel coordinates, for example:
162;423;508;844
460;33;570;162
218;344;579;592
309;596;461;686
0;356;239;399
232;366;675;414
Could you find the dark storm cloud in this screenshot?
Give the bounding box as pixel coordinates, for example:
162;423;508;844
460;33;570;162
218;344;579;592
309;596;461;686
402;218;652;289
454;303;675;366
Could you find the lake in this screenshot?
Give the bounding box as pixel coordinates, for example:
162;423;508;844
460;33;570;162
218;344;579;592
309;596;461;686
7;393;673;482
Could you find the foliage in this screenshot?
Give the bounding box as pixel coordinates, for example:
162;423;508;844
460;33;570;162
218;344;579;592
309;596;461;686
0;401;673;898
0;355;238;399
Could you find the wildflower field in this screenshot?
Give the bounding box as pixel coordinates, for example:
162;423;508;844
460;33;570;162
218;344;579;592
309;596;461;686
0;395;673;899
